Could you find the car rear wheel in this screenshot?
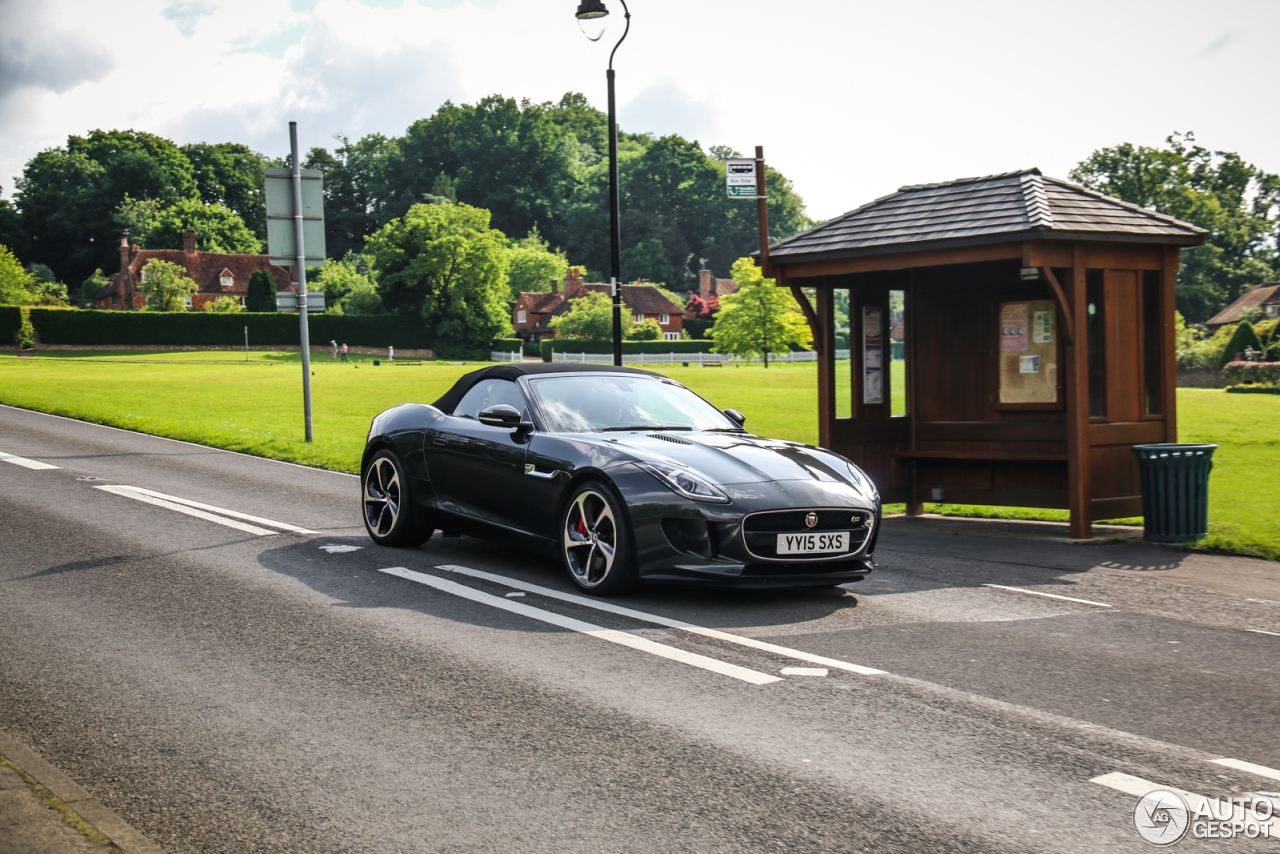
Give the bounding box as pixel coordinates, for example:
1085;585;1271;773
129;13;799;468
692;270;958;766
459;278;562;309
363;450;433;547
561;481;634;595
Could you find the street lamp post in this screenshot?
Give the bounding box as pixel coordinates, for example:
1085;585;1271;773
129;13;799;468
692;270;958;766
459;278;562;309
575;0;630;367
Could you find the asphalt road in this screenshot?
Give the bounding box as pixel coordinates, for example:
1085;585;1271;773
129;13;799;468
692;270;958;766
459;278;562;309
2;403;1278;853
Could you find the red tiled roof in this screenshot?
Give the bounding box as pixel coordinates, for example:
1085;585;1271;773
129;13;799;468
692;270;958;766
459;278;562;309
130;249;290;295
1206;284;1280;327
519;291;566;313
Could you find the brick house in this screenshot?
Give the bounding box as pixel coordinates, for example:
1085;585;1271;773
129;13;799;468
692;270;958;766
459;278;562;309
95;231;292;310
685;268;737;318
1205;283;1280;332
513;269;684;341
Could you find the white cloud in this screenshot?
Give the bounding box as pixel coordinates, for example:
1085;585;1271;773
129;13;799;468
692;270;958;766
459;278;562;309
1;0;1278;223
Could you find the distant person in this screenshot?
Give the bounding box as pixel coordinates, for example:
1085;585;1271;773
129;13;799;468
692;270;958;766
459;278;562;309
341;343;349;362
388;345;394;363
330;340;338;362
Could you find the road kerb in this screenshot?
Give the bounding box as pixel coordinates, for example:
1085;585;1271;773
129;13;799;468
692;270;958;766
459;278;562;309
0;730;166;854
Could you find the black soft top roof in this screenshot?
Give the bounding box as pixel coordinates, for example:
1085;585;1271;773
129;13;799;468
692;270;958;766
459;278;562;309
432;362;660;413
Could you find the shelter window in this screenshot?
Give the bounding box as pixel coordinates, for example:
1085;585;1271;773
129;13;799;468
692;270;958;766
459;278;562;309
1142;271;1163;416
1086;270;1107;418
997;298;1058;406
890;289;907;417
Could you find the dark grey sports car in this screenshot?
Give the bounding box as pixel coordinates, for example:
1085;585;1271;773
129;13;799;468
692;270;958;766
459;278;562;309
361;363;880;595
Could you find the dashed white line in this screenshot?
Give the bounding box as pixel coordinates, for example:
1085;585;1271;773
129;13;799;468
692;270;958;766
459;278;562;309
379;566;781;685
1091;771;1201;802
0;451;59;470
1248;629;1280;637
1211;758;1280;785
115;486;319;534
982;583;1113;608
436;564;886;676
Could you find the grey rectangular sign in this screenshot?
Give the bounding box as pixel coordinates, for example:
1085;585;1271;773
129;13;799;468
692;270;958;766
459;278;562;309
276;290;326;311
265;167;326;265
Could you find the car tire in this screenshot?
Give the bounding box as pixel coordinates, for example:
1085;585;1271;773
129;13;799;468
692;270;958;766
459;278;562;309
362;450;433;547
561;480;635;596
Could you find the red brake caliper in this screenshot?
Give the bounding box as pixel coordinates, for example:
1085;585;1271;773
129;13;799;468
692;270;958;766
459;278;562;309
576;509;589;537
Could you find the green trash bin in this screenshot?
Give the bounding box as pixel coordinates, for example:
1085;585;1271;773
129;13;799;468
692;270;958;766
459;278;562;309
1131;444;1216;542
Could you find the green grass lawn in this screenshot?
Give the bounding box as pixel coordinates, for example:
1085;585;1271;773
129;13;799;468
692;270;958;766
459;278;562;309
2;351;1276;559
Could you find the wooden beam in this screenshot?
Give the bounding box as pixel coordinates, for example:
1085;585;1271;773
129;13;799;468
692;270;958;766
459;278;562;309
1041;266;1075;345
779;242;1023;279
1066;245;1091;540
778;268;821;351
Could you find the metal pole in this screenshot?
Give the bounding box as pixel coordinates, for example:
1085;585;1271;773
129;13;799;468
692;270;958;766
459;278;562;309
606;1;630;368
290;121;314;442
755;145;771;276
244;325;248;361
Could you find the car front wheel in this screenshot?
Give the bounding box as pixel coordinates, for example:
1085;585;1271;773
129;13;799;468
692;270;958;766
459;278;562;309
561;481;635;595
363;450;433;547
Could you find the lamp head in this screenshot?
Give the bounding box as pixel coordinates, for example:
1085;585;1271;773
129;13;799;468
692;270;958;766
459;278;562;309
575;0;609;41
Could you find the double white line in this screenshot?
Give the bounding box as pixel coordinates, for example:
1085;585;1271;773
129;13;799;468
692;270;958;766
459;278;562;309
95;485;318;536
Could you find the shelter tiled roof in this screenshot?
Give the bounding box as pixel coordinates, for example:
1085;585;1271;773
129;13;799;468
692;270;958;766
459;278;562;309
767;169;1207;264
1206;283;1280;328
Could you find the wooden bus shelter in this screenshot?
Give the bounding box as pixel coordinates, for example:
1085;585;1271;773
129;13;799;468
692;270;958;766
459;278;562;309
762;169;1206;538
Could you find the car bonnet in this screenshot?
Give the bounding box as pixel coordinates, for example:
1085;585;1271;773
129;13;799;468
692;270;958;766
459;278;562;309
603;432;866;489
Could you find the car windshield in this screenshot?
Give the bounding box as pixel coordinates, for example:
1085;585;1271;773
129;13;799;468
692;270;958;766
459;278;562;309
528;375;739;434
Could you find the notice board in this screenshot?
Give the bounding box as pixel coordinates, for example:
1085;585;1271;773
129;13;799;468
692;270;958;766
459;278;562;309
998;299;1058;405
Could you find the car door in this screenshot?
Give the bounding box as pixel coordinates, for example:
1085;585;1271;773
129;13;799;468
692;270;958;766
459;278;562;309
426;378;532;531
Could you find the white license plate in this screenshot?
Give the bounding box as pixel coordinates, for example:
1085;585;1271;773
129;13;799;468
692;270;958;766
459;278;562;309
776;532;849;555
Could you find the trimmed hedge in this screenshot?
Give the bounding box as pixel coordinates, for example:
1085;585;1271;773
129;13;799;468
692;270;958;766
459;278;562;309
1226;384;1280;394
1;306;20;344
1223;361;1280;387
540;338;717;361
683;318;713;339
491;338;523;353
25;308;433;349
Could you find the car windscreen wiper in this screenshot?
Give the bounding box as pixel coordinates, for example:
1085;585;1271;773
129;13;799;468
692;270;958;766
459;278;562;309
699;427;748;432
602;424;694;432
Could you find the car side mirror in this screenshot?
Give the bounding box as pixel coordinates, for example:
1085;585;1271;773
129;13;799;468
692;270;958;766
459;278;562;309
724;408;746;427
478;404;524;429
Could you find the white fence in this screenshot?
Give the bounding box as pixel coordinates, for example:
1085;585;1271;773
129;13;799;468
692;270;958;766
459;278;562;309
489;350;522;363
551;350;823;365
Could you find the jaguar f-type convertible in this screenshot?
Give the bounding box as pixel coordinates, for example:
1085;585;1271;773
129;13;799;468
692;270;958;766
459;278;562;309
361;364;881;594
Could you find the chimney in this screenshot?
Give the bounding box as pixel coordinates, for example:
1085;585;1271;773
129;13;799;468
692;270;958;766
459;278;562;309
183;230;197;254
119;239;130;276
699;269;713;298
550;276;558;295
563;267;584;294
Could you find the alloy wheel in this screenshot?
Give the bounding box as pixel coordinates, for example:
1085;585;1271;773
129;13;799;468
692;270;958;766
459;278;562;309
563;489;617;588
364;456;401;538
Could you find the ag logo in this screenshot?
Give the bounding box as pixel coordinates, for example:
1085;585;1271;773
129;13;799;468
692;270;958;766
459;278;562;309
1134;789;1190;846
805;512;818;528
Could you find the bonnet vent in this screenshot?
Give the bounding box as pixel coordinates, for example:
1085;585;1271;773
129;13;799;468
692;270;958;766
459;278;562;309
648;433;693;445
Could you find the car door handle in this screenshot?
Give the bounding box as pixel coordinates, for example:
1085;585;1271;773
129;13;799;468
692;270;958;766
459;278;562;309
432;436;447;446
524;464;557;479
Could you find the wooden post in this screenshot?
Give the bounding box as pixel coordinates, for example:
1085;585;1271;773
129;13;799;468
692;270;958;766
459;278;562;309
905;269;923;516
1066;245;1091;539
1162;246;1180;442
816;284;834;450
755;145;771;277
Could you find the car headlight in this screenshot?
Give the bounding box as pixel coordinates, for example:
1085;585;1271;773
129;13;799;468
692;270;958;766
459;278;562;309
636;461;731;504
846;462;880;502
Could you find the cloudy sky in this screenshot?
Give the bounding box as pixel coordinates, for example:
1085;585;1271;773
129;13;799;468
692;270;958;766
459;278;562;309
1;0;1276;222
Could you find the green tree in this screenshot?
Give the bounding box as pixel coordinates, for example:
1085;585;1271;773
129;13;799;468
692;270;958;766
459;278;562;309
1070;133;1279;323
111;194;164;239
246;269;277;312
506;227;568;301
138;259;197;311
182;142;272;240
80;268;110;307
626;317;662;341
312;254;381;314
1218;320;1265;366
0;244;39;305
141;199;262;254
305;134;401;259
550;290;616;340
710;257;812;367
341;279;386;316
365;203;511;355
204;295;244;313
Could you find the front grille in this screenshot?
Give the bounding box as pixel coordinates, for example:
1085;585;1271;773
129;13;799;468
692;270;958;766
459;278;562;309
742;508;873;561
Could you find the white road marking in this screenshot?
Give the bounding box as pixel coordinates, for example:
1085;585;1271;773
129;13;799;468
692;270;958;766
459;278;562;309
319;544;362;554
1092;771;1201;802
1248;629;1280;637
982;583;1113;608
95;485;279;536
436;564;886;676
378;566;781;686
0;451;59;470
505;592;526;598
1211;758;1280;784
112;486;319;534
781;667;828;677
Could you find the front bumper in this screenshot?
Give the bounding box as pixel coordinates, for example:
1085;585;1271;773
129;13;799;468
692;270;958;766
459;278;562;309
610;465;880;588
